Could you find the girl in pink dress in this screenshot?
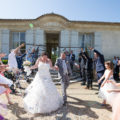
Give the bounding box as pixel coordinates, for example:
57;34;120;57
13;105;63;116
98;61;117;106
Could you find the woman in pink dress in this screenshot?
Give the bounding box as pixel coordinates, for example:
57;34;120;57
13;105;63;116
98;61;120;120
0;53;13;104
107;81;120;120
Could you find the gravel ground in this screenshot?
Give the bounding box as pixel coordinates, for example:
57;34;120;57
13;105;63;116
0;81;112;120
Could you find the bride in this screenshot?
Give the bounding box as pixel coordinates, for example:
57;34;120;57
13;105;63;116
23;52;63;114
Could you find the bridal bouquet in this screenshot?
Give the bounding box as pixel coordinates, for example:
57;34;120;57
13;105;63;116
23;61;31;66
23;61;31;76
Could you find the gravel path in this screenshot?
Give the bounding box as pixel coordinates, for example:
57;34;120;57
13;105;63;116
0;81;112;120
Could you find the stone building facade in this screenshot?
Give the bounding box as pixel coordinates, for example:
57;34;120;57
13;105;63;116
0;13;120;60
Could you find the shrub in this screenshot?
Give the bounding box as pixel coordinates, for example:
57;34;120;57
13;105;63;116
2;60;8;64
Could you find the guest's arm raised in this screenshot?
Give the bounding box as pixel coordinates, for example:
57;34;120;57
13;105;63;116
14;43;25;54
30;58;40;70
88;47;102;56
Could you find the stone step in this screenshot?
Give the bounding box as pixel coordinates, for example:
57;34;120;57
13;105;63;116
52;74;81;82
51;75;58;78
50;72;58;75
52;77;61;82
54;78;83;85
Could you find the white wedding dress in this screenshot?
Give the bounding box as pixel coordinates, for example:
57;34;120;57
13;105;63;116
23;62;63;114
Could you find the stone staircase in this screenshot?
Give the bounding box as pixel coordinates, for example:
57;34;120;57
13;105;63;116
24;70;82;85
50;70;82;85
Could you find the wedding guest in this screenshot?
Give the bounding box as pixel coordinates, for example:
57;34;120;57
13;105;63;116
113;56;119;81
26;47;35;64
83;52;93;89
65;51;71;61
16;51;26;70
70;50;75;71
31;47;36;64
79;48;86;85
89;47;105;89
107;79;120;120
34;47;39;62
78;53;82;78
8;43;25;70
0;56;13;104
118;59;120;79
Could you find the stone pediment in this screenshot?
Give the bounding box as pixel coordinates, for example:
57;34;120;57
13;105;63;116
43;22;63;27
35;13;69;28
36;13;69;22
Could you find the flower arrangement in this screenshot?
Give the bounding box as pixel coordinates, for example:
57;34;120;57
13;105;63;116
23;61;31;66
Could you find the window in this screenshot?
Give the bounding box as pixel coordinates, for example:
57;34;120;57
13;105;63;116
79;33;94;57
12;32;26;53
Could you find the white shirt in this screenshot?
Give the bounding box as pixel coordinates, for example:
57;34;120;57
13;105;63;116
70;54;72;59
113;59;118;65
8;51;18;69
62;60;68;75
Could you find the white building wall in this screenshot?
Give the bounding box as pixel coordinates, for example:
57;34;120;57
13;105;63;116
100;31;120;60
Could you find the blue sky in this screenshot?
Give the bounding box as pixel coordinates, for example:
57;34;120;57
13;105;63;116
0;0;120;22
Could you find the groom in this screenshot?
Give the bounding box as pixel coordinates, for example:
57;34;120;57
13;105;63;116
55;52;72;105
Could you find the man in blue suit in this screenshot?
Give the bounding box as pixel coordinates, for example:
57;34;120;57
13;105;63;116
89;47;105;89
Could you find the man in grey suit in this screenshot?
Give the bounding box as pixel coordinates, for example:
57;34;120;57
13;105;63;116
55;52;72;105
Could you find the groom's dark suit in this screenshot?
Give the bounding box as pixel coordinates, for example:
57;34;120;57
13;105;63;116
55;57;72;103
93;49;105;89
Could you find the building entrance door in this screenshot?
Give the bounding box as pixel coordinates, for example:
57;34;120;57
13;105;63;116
45;33;59;64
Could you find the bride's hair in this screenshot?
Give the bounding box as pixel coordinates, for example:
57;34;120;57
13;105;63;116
41;51;48;56
105;61;113;70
